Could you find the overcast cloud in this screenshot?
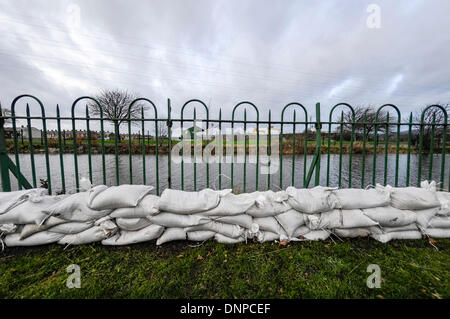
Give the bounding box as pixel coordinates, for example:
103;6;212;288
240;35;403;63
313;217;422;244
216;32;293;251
1;0;450;125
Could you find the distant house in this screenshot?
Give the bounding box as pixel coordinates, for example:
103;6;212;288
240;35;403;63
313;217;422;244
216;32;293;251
21;126;41;139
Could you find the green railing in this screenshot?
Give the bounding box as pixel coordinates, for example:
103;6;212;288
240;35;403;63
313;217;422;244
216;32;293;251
0;95;448;194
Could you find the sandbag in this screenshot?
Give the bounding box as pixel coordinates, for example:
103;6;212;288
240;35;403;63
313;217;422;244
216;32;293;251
200;193;256;216
422;228;450;238
149;212;210;228
275;209;305;238
253;217;287;236
425;216;450;229
210;214;253;229
245;190;291;217
386;184;440;210
58;220;117;245
20;216;67;239
370;224;419;234
415;208;440;228
333;187;390;209
186;221;244;238
5;231;63;247
362;206;417;227
0;224;17;234
158;188;231;214
156;228;187;245
333;228;372;238
187;230;216;241
286;186;337;214
48;221;94;234
306;209;378;230
0;195;64;225
255;231;280;243
436;192;450;216
0;188;47;215
88;184;153;210
43;191;111;221
102;224;164;245
301;229;330;241
109;195;160;218
291;225;311;238
371;231;422;243
215;233;245;244
115;217;153;231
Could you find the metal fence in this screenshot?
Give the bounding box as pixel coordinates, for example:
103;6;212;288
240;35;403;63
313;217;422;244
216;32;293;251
0;94;448;194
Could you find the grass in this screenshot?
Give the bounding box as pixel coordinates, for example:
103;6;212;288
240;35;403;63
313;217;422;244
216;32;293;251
0;238;449;299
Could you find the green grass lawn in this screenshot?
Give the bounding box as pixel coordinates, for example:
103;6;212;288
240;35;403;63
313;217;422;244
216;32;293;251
1;238;449;299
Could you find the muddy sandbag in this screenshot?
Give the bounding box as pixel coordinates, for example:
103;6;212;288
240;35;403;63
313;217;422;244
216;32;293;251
422;228;450;238
20;216;67;239
186;221;244;238
102;224;164;245
115;217;152;231
5;231;63;247
362;206;417;227
58;220;117;245
88;184;154;210
246;190;291;217
286;186;337;214
215;233;245;244
109;195;160;218
306;209;378;230
0;188;47;215
333;187;390;209
200;193;256;216
158;188;231;214
149;212;210;228
0;195;64;225
156;227;187;245
385;182;440;210
371;231;422;243
274;209;305;237
43;191;111;221
333;228;372;238
209;214;253;229
187;230;216;241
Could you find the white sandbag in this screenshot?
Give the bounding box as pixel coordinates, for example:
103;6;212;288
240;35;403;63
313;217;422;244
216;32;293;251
115;217;153;231
215;233;245;244
275;209;305;237
0;188;47;214
0;195;64;225
386;184;440;210
301;229;330;240
291;225;310;238
110;195;160;218
149;212;210;228
156;228;187;245
370;224;419;234
286;186;337;214
415;208;440;228
426;216;450;229
185;221;244;238
5;231;63;247
20;216;67;239
333;228;372;238
333;187;390;209
422;228;450;238
253;216;286;236
58;220;117;245
256;231;280;243
158;188;231;214
436;192;450;216
306;209;378;230
88;184;153;210
48;221;94;234
371;231;422;243
0;224;17;234
102;224;164;245
200;193;256;216
187;230;216;241
210;214;253;229
246;190;291;217
43;191;111;222
362;206;417;227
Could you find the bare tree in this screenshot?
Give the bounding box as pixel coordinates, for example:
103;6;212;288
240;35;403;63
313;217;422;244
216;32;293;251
339;105;388;141
89;89;147;141
412;103;449;150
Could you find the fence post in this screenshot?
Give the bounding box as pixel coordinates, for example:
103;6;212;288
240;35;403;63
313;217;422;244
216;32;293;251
0;108;12;191
314;102;321;186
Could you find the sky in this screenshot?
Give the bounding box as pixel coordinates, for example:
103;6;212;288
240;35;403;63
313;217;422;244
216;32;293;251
0;0;450;129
